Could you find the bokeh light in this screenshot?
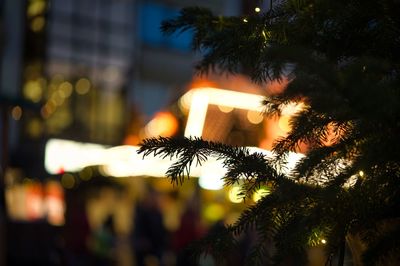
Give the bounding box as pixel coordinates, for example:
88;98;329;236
253;187;271;202
59;81;73;98
218;105;233;113
75;78;91;95
11;106;22;121
79;167;93;181
278;115;292;132
144;112;178;137
203;203;225;222
26;118;43;138
61;173;75;189
228;186;243;203
23;80;43;103
247;110;264;124
31;16;45;32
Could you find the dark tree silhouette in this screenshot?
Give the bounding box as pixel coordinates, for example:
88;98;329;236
139;1;400;265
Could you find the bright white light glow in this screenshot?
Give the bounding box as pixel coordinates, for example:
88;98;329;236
280;101;307;116
218;105;234;113
228;186;243;203
45;139;109;174
184;90;209;137
253;188;270;202
198;162;226;190
181;87;306;138
45;139;304;191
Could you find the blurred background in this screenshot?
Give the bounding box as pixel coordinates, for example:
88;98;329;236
0;0;301;265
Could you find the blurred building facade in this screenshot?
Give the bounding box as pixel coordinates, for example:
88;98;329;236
0;0;280;224
2;0;241;175
0;0;248;265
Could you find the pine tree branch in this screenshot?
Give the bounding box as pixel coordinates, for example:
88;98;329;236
138;137;282;188
142;0;400;264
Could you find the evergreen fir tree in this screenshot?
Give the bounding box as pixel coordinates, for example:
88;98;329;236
138;1;400;265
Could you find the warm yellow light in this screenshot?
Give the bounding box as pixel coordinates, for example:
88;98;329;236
243;18;248;23
208;89;265;111
61;173;75;189
278;115;291;132
255;7;261;12
203;203;225;222
27;118;43;138
59;82;73;98
11;106;22;120
184;90;209;137
247;110;264;124
359;170;364;177
228;186;243;203
321;239;327;244
178;90;194;112
79;167;93;181
31;16;45;32
51;74;64;85
23;80;43;103
144;112;178;137
218;105;233;113
52;91;65;106
27;1;46;17
253;188;270;202
75;78;91;95
41;101;56;118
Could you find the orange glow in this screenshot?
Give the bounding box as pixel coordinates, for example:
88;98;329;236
6;180;65;225
278;115;292;132
321;122;340;147
260;101;308;152
44;181;65;225
144;112;178;137
187;74;267;95
218;105;233;113
11;106;23;120
26;182;44;220
266;78;289;95
123;134;140;146
188;76;218;89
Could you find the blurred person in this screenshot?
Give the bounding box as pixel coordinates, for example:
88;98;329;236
63;191;92;266
89;214;117;266
132;187;167;266
173;194;206;266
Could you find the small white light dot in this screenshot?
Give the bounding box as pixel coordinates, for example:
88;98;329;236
255;7;261;12
243;18;248;23
321;239;327;244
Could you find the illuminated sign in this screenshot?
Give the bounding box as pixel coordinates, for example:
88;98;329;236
180;88;266;137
